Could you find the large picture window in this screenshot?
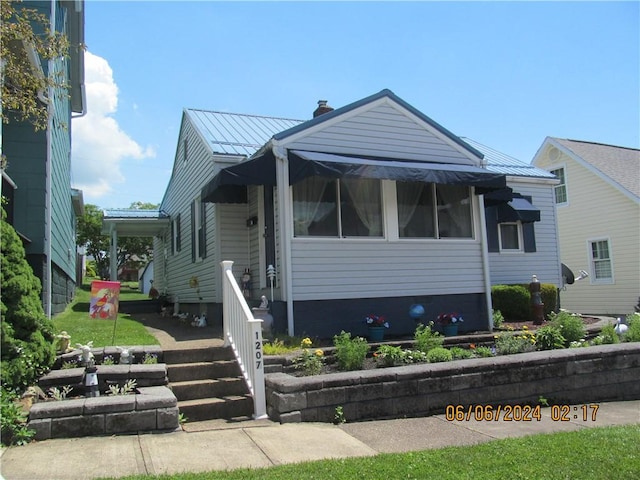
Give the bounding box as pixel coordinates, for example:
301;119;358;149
293;177;382;237
397;182;472;238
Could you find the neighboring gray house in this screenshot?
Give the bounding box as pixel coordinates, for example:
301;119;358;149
142;89;561;338
1;0;86;316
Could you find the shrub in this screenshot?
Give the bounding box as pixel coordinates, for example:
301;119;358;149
492;309;504;328
333;331;369;371
591;324;619;345
549;311;586;346
623;313;640;343
1;211;56;391
491;285;530;320
1;388;34;446
449;347;474;360
292;338;324;376
540;283;558;317
426;347;452;363
535;325;565;350
495;327;536;355
374;345;406;367
413;322;443;353
473;346;494;358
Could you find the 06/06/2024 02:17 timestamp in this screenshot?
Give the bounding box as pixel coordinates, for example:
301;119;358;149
445;404;600;422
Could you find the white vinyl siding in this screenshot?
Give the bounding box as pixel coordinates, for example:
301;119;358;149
285;103;479;166
290;240;485;300
488;181;561;286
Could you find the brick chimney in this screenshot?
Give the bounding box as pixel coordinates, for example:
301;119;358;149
313;100;334;118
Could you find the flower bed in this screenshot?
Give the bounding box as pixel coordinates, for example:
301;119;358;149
265;343;640;423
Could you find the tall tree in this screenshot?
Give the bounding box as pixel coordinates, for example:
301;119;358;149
1;0;70;134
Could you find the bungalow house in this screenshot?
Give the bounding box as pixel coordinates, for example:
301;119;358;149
1;0;86;316
532;137;640;315
126;89;561;339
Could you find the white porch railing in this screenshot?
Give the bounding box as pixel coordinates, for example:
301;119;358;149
220;261;267;419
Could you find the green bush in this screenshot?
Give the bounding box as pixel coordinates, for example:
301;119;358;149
473;346;494;357
1;211;56;391
450;347;474;360
333;331;369;371
495;329;537;355
491;285;530;320
623;313;640;342
374;345;406;367
492;309;504;328
591;324;619;345
540;283;558;317
548;311;586;346
413;322;443;353
535;325;565;350
1;388;35;446
426;347;452;363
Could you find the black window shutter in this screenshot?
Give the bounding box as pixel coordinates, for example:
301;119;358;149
484;206;499;252
523;223;536;252
176;213;181;252
191;202;196;262
171;219;175;254
200;202;207;259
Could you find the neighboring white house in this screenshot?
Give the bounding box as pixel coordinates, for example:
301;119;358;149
139;261;154;295
144;90;562;338
532;137;640;315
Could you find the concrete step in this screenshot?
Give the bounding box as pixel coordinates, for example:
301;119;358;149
177;395;254;422
163;346;235;365
167;360;241;382
171;378;248;401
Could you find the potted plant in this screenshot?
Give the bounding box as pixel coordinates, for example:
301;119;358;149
365;314;389;342
436;312;463;336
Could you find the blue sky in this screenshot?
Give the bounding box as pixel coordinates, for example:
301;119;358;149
71;1;639;210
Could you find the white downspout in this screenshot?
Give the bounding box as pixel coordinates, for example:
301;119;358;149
273;143;295;336
478;193;494;331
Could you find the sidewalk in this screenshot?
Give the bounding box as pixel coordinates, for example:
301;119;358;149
1;400;638;480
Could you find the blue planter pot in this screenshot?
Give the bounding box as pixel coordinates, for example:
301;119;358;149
443;324;458;337
368;326;386;342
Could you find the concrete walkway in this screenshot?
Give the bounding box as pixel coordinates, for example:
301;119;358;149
1;400;638;479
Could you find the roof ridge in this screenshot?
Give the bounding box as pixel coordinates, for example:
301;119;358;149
557;138;640;153
185;107;304;124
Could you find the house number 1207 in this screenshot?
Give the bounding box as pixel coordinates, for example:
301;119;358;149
255;332;262;370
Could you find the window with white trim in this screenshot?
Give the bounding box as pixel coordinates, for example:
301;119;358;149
498;222;522;252
589;239;613;282
171;214;181;255
550;167;567;204
191;198;206;261
292;177;383;237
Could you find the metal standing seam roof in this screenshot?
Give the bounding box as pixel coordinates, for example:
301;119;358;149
183;107;552;181
185;108;303;157
461;137;557;179
102;209;169;219
552;138;640;198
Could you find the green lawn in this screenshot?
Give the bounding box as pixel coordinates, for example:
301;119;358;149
103;425;639;480
52;279;159;347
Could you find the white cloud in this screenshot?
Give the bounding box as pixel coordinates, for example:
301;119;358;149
71;51;155;200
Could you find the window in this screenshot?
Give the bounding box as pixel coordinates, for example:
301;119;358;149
397;182;472;238
182;139;188;164
171;214;181;254
191;199;206;261
499;223;522;251
589;239;613;282
550;167;567;204
292;177;382;237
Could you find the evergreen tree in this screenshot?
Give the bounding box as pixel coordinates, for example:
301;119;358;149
1;209;55;392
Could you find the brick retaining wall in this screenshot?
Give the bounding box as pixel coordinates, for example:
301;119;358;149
265;343;640;423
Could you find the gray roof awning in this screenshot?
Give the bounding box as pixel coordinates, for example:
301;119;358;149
202;149;507;204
